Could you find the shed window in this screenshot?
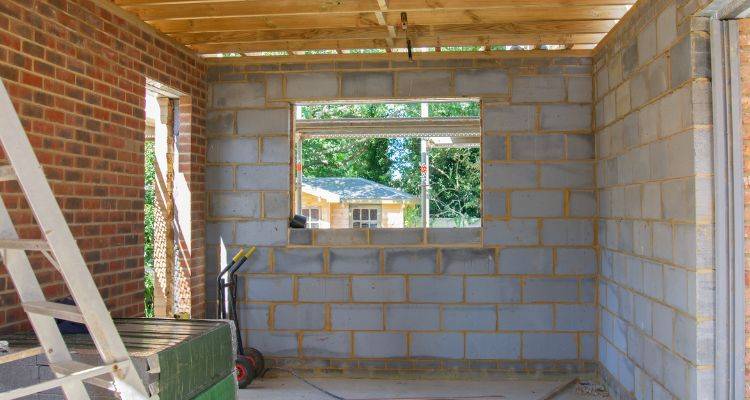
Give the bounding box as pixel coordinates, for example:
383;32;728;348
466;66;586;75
352;207;379;228
302;207;321;228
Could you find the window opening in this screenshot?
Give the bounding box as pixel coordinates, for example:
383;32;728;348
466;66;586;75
293;100;481;229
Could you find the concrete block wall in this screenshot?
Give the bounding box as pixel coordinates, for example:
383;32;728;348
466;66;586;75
205;56;597;374
592;0;713;397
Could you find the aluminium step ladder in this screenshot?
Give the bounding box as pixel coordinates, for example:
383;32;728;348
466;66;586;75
0;81;151;400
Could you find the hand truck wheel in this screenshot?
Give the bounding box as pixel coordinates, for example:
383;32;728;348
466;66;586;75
245;347;265;379
235;356;254;388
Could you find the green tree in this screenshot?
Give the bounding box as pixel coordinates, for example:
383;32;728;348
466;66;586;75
428;147;481;225
390;139;481;226
302;138;392;185
429;101;480;117
301;103;419;185
143;141;155;317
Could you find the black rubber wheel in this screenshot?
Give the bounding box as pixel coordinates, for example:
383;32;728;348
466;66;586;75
245;348;265;379
236;356;253;388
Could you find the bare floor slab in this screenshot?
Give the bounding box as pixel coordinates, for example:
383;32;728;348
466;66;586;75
239;377;607;400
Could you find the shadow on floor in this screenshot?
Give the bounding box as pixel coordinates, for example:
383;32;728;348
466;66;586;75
238;377;610;400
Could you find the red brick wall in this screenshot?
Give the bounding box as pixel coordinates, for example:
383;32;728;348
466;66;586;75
740;18;750;399
0;0;207;330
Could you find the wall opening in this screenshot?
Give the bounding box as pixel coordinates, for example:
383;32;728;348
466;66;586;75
293;100;481;229
144;83;191;318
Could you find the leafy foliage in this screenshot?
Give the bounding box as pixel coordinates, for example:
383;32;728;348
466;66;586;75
428;101;480;117
301;103;420;186
427;147;481;225
144;140;155;317
302;138;392;185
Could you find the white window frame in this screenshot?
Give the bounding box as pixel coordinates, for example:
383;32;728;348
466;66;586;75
302;207;321;229
350;206;381;228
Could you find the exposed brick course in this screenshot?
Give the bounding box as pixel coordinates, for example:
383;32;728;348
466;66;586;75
0;0;207;329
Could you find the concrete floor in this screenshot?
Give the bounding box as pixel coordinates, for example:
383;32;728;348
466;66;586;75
239;377;608;400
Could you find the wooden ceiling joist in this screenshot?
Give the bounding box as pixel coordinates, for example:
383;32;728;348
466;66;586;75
112;0;631;60
151;6;628;34
375;0;395;50
118;0;635;20
206;49;593;64
175;21;616;46
190;34;606;54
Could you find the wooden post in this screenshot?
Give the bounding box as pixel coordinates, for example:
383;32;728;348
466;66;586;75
420;103;430;228
295;106;303;216
153;97;176;317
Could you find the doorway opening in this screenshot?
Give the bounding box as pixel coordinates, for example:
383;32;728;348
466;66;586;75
144;83;187;318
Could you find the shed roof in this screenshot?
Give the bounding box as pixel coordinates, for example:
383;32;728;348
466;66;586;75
302;177;418;204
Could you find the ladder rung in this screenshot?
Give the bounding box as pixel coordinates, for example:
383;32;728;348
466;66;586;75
51;360;115;391
0;346;44;365
0;361;123;400
0;165;15;182
22;301;84;324
0;239;49;251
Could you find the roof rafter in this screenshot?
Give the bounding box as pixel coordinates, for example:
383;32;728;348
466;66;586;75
205;49;593;64
120;0;635;21
152;6;629;34
111;0;631;60
375;0;395;51
191;34;605;54
175;21;617;46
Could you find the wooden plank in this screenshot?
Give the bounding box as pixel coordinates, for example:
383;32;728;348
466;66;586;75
174;21;617;45
0;165;15;182
390;0;635;7
22;301;84;324
152;6;628;34
50;361;116;391
0;362;125;400
123;0;635;20
0;239;49;251
128;0;378;20
537;378;580;400
383;7;629;25
431;20;618;36
0;346;44;365
203;49;593;64
376;0;394;50
572;43;597;49
153;13;380;33
176;26;390;45
191;34;604;53
149;95;182;319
